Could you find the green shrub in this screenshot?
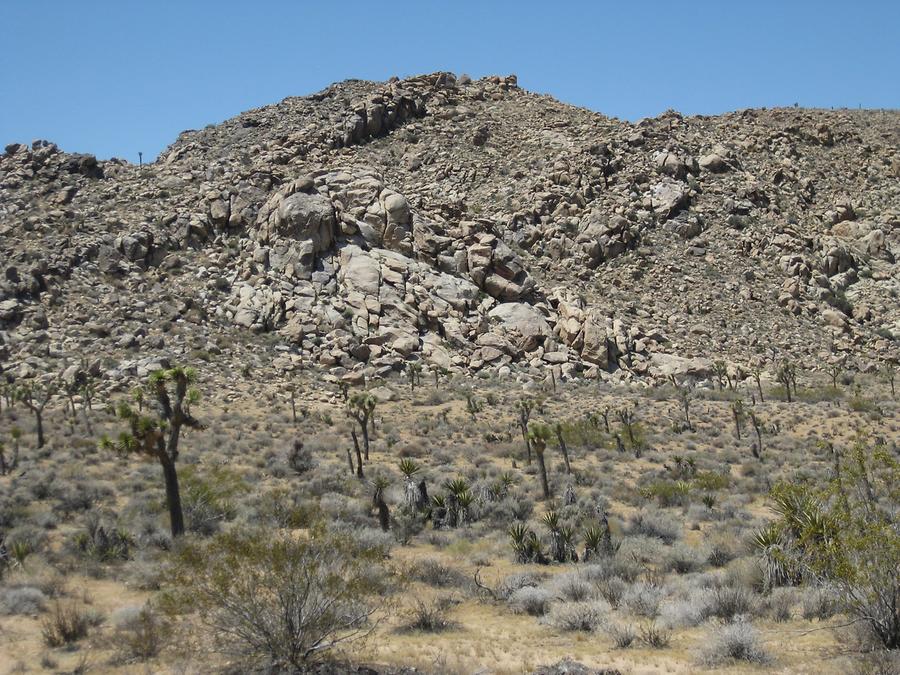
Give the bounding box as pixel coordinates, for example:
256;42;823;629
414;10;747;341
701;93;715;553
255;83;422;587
180;466;247;535
113;605;171;661
753;440;900;649
164;526;386;669
640;480;691;508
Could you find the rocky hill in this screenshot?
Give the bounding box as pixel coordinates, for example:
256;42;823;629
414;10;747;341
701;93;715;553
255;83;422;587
1;72;898;392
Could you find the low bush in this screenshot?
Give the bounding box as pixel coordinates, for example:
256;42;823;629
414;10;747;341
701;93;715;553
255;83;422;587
698;620;770;666
401;598;457;633
763;588;796;622
640;621;672;648
800;586;840;621
164;526;386;669
702;585;757;622
112;604;170;661
497;572;545;600
622;582;665;619
411;559;471;590
608;622;637;648
627;509;681;544
41;601;99;647
0;586;47;615
509;586;554;617
658;597;705;629
544;600;610;632
551;572;595;602
665;543;706;574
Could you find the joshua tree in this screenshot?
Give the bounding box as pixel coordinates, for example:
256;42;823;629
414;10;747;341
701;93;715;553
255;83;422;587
9;428;20;470
465;390;482;421
517;399;533;464
15;378;58;449
885;361;896;398
132;386;145;412
528;422;553;500
79;378;95;434
749;412;763;459
617;404;638;447
347;392;377;461
669;377;693;431
554;422;572;474
432;365;449;389
600;406;611;433
777;360;798;401
0;442;6;476
731;399;745;440
1;378;15;412
287;384;298;424
371;476;391;532
826;362;843;390
751;366;765;403
288;439;313;474
713;361;728;391
99;366;203;537
406;361;423;392
63;377;79;431
777;364;792;402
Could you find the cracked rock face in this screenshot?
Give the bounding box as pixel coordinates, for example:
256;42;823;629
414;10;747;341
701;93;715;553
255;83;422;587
0;71;898;393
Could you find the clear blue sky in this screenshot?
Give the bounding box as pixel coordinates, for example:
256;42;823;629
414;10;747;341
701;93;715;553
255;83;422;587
2;1;897;161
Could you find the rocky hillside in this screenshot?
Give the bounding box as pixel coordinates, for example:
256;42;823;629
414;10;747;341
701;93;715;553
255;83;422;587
1;72;898;392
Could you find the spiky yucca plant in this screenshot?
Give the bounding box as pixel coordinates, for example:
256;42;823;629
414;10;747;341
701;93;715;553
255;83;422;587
508;523;546;564
398;458;420;479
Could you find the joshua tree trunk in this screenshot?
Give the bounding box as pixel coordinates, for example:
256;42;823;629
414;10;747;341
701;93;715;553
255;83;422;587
682;397;692;431
534;442;551;499
375;496;390;532
555;424;571;474
518;402;532;465
351;429;364;478
159;451;185;537
346;447;355;474
750;413;763;460
521;425;532;465
754;373;764;403
416;479;429;511
34;410;45;449
83;412;93;435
